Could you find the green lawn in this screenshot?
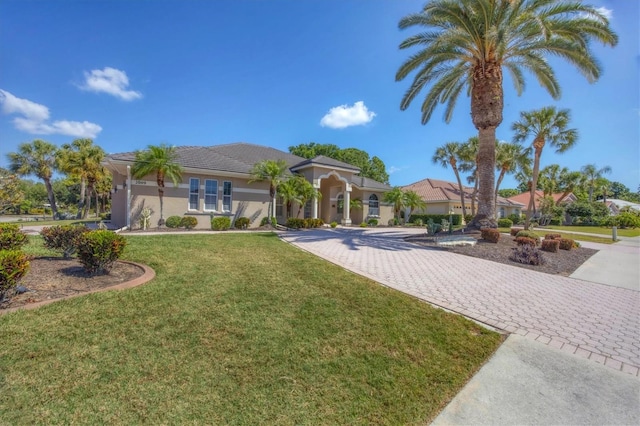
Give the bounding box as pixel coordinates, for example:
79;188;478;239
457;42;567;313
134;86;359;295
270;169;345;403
1;216;102;227
1;234;501;424
543;225;640;238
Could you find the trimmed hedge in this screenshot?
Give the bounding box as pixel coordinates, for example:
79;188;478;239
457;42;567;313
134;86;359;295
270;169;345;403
0;223;28;251
180;216;198;229
76;230;127;275
541;239;560;253
234;217;250;229
515;230;540;245
497;218;513;228
515;236;537;247
559;238;574;250
165;216;182;228
211;217;231;231
367;218;379;227
480;228;500;243
409;214;462;226
286;218;324;229
510;245;545;266
510;227;524;237
0;250;30;300
544;233;562;240
41;225;89;258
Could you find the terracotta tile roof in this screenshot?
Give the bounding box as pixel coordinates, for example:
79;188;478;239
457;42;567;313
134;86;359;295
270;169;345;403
402;178;524;207
507;191;575;210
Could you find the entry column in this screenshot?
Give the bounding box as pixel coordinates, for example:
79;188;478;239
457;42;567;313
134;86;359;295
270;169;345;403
342;188;352;225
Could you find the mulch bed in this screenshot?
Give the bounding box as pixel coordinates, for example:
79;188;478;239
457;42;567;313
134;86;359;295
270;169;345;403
0;258;145;311
405;230;598;276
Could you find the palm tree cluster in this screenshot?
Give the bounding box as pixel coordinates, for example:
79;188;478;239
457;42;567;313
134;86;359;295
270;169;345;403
6;138;110;219
382;187;426;224
396;0;617;228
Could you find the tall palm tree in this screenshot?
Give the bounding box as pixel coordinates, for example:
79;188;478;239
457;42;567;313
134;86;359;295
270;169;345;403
383;186;406;223
132;144;183;226
403;190;426;221
249;159;289;221
57;139;106;218
7;139;60;218
495;141;531;211
581;164;612;202
556;168;585;204
432;142;467;217
396;0;617;228
512;107;578;228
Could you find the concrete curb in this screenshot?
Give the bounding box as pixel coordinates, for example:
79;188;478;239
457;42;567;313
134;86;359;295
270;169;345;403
0;261;156;315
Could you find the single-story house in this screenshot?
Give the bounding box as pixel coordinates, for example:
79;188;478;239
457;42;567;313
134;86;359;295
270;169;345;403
103;142;393;229
507;190;577;216
600;199;640;215
401;178;525;219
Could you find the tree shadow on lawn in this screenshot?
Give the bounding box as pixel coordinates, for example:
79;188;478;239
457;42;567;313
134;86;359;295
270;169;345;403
280;228;444;252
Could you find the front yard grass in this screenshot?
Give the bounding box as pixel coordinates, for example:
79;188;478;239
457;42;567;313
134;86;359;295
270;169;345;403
0;233;501;424
543;225;640;238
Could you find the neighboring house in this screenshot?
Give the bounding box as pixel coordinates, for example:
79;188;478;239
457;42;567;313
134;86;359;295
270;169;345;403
507;191;577;216
600;199;640;215
401;178;525;220
103;143;393;229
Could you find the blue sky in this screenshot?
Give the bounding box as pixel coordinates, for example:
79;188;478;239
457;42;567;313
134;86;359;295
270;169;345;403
1;0;638;191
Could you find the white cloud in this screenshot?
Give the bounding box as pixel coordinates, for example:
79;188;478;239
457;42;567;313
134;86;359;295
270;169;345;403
388;166;408;175
320;101;376;129
80;67;142;101
0;89;102;138
595;6;613;20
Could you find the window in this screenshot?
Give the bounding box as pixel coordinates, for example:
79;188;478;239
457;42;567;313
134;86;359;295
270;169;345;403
276;196;284;217
222;181;232;212
189;178;200;210
337;194;344;214
499;207;505;218
204;179;218;211
304;200;312;219
368;194;379;216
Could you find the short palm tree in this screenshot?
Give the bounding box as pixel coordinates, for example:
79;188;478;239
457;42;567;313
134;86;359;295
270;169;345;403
432;142;467;217
396;0;617;228
495;141;531;211
403;190;426;221
276;176;300;219
581;164;612;202
132;144;183;226
249;159;289;221
7;139;60;218
383;186;406;224
294;178;321;219
512;107;578;228
458;137;479;216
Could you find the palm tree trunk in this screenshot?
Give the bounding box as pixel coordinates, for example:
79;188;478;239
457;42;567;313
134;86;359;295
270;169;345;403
158;188;165;225
588;186;594;203
470;127;497;227
452;168;468;218
526;137;545;229
494;169;506;216
471;173;478;216
77;178;86;219
43;178;59;219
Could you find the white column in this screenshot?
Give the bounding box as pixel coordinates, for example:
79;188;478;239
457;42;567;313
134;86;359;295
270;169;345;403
312;182;320;219
126;165;132;229
341;189;352;225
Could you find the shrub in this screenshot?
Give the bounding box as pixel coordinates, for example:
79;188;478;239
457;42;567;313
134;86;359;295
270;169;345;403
508;213;523;225
0;223;28;251
464;214;474;225
260;217;270;226
180;216;198;229
388;218;399;226
234;217;250;229
76;230;127;275
99;213;111;221
510;227;524;237
410;214;463;226
515;236;537;247
367;218;378;227
544;233;562;240
497;218;513;228
541;239;560;253
616;212;640;229
165;216;182;228
330;221;338;228
480;227;500;243
413;218;423;226
40;225;89;258
549;218;562;226
139;207;152;230
360;222;368;227
0;250;31;300
510;244;545;266
211;216;231;231
426;219;442;235
304;218;323;228
559;238;574;251
286;218;305;229
515;230;540;245
573;240;581;248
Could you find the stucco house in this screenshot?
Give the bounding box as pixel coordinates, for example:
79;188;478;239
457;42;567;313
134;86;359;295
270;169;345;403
103;142;393;229
401;178;525;220
506;190;577;216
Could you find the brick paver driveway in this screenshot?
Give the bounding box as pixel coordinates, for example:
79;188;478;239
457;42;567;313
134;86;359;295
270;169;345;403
281;228;640;376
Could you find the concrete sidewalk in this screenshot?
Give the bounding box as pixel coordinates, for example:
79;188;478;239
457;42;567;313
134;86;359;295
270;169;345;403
571;237;640;291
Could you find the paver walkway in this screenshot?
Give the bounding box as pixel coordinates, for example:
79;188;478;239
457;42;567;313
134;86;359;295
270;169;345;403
281;228;640;376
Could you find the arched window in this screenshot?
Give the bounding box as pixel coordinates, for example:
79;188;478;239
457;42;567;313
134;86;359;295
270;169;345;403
337;194;344;214
368;194;379;216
